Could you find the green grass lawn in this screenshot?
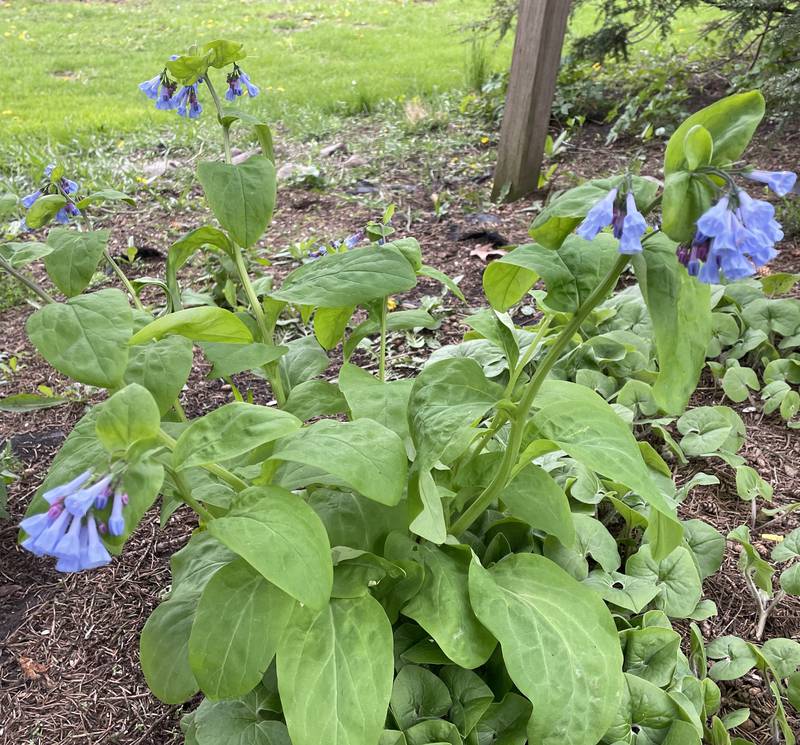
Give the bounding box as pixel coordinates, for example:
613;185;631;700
0;0;513;145
0;0;722;150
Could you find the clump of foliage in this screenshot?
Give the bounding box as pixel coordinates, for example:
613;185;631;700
3;39;800;745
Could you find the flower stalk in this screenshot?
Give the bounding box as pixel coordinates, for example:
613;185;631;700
450;251;631;536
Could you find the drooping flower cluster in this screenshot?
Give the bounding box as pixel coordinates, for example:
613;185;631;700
138;68;179;111
225;63;260;101
577;187;648;254
139;61;259;119
308;229;365;261
19;470;129;573
676;169;797;283
21;163;81;230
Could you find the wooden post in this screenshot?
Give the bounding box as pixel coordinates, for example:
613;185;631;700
492;0;571;202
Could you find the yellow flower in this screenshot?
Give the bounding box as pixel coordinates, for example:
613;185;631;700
480;136;489;144
386;297;398;311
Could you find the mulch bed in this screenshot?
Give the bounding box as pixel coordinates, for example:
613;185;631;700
1;120;799;744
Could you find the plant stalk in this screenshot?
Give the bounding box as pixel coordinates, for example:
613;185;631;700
378;299;388;381
451;252;631;536
158;429;248;492
104;249;145;311
231;245;287;405
169;466;215;522
0;256;55;304
204;75;232;164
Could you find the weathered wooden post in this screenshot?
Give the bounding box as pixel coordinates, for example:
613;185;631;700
492;0;572;202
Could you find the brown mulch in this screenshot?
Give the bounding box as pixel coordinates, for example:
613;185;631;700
1;119;799;744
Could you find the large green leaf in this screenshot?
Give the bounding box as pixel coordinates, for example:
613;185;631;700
200;341;287;379
661;171;717;245
270;419;408;506
626;545;702;618
26;288;132;389
278;335;330;392
403;543;496;669
409;358;502;470
664;91;765;174
140;596;199;703
622;626;681;687
632;233;711;414
483;234;620;312
270;243;417;307
499;463;575;548
125;335;194;414
95;383;161;453
308;489;407;555
469;554;623;745
197;156;277;248
283;380;348;421
277;595;393;745
338;363;414;441
43;228;108;297
189;557;295;699
130;306;253;345
0;241;52;268
208;486;332;609
174;403;301;469
192;687;291;745
533;381;682;560
390;664;452;730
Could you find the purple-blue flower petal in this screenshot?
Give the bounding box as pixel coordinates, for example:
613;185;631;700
576;188;618;240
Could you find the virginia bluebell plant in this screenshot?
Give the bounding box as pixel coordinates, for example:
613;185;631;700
21;163;81;229
19;470;129;572
139;59;258;119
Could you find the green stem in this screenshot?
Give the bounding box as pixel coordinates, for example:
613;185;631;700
169;466;215;522
232;245;287;405
504;316;552;397
158;430;248;492
172;398;188;423
206;72;286;406
451;253;631;536
0;256;55;304
378;299;388;382
204;74;233;164
104;249;145;312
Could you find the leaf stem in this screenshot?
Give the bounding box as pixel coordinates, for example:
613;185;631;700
104;249;146;312
157;429;249;492
168;466;215;522
378;299;388;382
451;253;631;536
0;256;55;304
231;244;287;405
203;74;232;164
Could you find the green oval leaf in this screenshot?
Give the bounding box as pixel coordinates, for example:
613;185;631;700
469;553;624;745
197;156;277;249
189;557;294;700
270;419;408;506
26;289;132;389
129;306;253;345
208;486;332;609
270;243;417;308
174;402;301;470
